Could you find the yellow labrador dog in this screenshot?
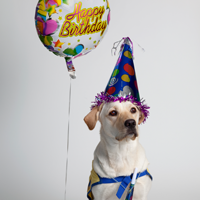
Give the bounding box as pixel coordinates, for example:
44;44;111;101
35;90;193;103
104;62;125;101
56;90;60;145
84;101;152;200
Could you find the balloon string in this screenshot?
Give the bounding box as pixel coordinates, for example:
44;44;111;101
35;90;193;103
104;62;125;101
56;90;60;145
64;77;72;200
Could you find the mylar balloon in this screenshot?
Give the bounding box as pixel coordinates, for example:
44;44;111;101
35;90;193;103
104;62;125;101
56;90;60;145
35;0;111;78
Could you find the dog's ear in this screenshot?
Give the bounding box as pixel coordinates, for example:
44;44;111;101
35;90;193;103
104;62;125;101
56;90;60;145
138;112;145;125
84;105;103;130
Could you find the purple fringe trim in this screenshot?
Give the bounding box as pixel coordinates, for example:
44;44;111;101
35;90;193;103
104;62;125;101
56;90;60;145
91;92;150;123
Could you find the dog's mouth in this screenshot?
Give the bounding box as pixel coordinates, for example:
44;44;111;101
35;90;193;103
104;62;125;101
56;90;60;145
127;129;138;138
116;128;138;141
127;131;138;137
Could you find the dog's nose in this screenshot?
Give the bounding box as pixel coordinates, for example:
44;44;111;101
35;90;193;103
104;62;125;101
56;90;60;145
124;119;136;128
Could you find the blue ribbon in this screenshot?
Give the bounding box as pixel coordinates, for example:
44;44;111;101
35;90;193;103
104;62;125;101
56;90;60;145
116;176;132;199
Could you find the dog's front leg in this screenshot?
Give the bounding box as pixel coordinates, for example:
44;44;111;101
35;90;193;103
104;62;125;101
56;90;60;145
132;176;152;200
92;183;123;200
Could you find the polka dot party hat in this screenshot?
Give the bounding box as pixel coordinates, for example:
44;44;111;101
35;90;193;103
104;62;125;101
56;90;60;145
91;37;150;123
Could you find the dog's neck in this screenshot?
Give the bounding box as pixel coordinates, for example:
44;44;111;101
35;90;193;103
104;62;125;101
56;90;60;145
96;127;140;177
100;126;138;155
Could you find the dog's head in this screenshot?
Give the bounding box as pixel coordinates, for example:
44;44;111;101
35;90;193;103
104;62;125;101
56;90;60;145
84;101;145;141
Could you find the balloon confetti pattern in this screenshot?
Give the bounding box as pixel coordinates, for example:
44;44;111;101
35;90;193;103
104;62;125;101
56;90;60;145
35;0;110;78
35;0;110;57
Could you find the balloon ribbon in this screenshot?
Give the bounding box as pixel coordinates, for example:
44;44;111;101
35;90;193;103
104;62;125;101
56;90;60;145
64;77;72;200
65;58;76;79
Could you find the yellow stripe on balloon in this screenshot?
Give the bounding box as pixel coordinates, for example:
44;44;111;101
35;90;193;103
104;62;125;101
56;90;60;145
48;5;56;16
44;36;50;46
55;0;62;6
37;9;47;17
57;42;64;47
107;0;110;9
39;1;46;11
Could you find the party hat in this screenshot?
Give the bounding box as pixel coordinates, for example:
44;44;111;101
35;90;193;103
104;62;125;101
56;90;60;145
91;37;149;123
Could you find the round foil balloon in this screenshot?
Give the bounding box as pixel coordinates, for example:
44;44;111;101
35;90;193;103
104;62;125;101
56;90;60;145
35;0;111;78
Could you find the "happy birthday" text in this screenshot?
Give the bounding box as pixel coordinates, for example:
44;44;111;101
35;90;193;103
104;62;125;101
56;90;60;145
59;2;107;37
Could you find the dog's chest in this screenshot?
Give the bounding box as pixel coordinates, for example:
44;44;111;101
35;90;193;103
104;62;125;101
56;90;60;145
94;138;142;178
109;152;136;175
105;143;137;176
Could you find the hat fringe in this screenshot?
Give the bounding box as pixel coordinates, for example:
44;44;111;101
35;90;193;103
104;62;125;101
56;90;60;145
91;92;150;124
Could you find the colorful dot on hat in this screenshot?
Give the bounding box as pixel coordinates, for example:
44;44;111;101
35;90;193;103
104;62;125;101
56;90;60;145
124;51;132;59
124;64;134;76
107;87;116;95
121;74;130;82
134;80;138;90
112;69;119;77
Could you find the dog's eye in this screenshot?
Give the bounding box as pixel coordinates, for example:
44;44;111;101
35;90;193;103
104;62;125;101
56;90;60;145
130;107;137;114
109;110;118;116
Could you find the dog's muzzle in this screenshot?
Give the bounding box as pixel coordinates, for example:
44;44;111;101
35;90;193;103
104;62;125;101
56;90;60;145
124;119;136;128
124;119;138;137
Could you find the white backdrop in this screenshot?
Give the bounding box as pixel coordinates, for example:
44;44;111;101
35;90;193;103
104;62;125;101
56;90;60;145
1;0;200;200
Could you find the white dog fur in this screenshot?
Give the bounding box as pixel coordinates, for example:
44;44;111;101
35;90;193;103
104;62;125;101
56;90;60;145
84;101;152;200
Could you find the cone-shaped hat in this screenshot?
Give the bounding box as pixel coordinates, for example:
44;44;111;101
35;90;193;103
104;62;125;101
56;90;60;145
91;37;149;123
105;38;140;101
